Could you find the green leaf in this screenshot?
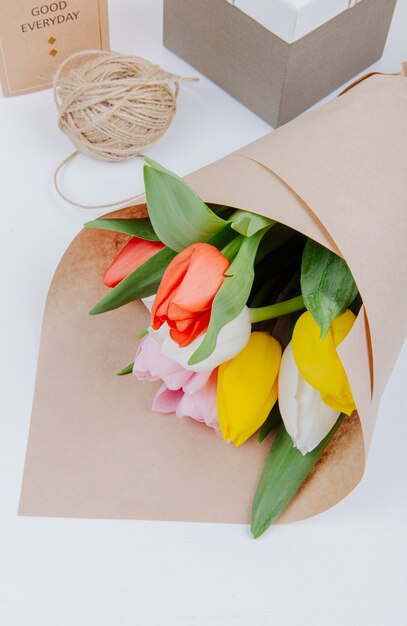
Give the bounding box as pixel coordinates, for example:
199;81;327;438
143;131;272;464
206;224;236;251
116;363;134;376
143;157;174;176
229;210;275;237
136;326;149;340
143;159;226;251
221;235;245;261
188;228;267;365
90;247;176;315
84;218;160;241
251;414;346;538
258;404;282;444
301;239;359;339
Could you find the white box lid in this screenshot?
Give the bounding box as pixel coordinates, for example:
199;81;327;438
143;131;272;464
228;0;362;43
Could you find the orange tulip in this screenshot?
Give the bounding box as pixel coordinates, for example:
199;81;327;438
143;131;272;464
103;237;165;288
151;243;230;348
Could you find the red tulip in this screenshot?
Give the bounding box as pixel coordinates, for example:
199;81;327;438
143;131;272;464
103;237;165;288
151;242;230;348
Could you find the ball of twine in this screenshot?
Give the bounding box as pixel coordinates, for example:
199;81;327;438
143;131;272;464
53;50;198;208
54;49;197;161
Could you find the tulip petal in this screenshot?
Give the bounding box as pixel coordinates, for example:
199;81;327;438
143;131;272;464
331;310;357;346
153;385;184;413
171;245;229;313
134;335;194;390
181;370;212;394
224;378;278;447
169;312;211;348
278;342;340;454
217;332;282;447
189;229;266;365
149;306;251;373
135;336;220;433
152;248;192;321
151;243;229;347
103;237;165;288
292;310;356;415
176;371;220;433
90;247;176;315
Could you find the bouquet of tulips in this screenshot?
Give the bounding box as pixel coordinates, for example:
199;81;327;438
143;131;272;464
87;158;361;537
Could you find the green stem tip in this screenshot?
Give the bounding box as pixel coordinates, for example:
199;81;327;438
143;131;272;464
116;362;134;376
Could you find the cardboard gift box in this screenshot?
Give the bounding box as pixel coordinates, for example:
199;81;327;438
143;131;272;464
163;0;397;127
18;72;407;525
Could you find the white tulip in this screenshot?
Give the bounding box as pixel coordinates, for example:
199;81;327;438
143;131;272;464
143;303;251;373
278;341;340;455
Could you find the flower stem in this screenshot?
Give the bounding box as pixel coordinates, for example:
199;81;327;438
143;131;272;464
249;295;305;323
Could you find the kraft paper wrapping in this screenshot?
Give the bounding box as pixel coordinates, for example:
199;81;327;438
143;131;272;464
19;74;407;524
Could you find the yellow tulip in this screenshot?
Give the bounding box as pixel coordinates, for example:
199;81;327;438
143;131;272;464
292;310;356;415
217;332;282;446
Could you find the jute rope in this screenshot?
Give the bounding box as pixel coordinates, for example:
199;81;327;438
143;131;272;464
53;50;198;209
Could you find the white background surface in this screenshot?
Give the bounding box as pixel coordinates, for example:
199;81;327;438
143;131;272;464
1;1;406;624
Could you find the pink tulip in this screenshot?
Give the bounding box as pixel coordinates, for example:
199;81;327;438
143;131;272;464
133;335;220;434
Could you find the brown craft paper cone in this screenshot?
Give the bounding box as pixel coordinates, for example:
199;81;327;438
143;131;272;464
19;74;407;524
